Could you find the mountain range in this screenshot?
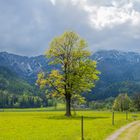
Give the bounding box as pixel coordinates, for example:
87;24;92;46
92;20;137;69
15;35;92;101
1;50;140;100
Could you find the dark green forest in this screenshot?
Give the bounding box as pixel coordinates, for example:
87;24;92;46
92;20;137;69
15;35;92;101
1;50;140;109
0;67;47;108
1;65;140;110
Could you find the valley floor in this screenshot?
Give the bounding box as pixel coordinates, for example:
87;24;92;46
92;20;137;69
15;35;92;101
0;110;139;140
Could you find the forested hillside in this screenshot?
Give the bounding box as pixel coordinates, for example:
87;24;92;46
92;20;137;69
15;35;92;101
1;50;140;101
0;66;35;94
0;67;46;108
89;50;140;100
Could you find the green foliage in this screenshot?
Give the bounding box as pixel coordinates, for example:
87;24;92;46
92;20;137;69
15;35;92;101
133;93;140;111
92;81;140;100
37;31;100;116
71;94;86;106
113;93;131;111
0;67;47;108
89;97;115;110
0;90;43;108
0;67;35;95
47;98;57;108
89;101;104;110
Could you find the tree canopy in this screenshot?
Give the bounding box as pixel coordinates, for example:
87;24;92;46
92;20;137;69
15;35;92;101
113;93;131;111
37;31;100;116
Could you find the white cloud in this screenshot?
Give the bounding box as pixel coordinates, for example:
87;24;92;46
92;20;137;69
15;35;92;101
75;0;140;30
50;0;56;5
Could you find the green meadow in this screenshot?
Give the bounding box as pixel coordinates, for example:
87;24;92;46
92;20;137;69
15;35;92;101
0;110;139;140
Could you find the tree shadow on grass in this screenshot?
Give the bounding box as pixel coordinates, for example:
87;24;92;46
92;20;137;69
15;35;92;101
38;115;110;120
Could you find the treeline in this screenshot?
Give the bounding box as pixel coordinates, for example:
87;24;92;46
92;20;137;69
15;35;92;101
112;93;140;111
87;81;140;100
0;67;48;108
89;93;140;111
89;97;115;110
0;90;46;108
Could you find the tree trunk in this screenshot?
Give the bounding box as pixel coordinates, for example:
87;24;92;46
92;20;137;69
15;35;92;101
65;94;71;117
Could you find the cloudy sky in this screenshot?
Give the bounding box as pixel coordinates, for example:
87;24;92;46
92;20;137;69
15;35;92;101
0;0;140;56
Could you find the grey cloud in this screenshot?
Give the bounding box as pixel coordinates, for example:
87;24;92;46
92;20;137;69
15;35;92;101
0;0;140;56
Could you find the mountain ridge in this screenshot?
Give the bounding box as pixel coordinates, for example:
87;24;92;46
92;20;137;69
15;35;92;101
1;50;140;100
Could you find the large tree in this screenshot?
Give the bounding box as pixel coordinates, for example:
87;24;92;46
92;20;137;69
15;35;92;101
37;31;99;116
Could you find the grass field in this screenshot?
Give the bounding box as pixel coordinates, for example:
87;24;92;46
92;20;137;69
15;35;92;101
0;110;139;140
